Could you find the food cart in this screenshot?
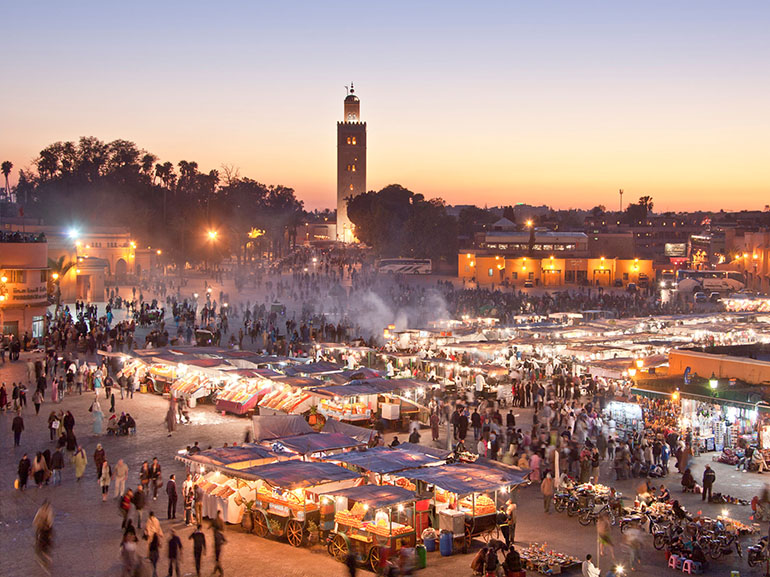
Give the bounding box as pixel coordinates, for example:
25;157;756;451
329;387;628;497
233;460;361;547
324;485;418;571
215;369;279;415
400;460;530;552
520;543;580;575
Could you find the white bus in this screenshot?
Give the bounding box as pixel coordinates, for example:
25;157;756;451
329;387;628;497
675;269;744;292
376;258;432;275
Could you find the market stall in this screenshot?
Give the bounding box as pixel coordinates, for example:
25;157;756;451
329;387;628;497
519;543;580;575
216;369;279;415
258;377;324;415
232;460;361;547
324;484;419;571
399;461;529;552
176;443;282;474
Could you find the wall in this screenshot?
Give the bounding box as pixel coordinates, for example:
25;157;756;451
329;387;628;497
669;349;770;385
0;241;49;337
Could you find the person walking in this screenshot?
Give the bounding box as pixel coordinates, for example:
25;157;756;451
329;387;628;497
93;444;106;478
149;457;162;500
212;527;226;577
99;459;112;501
113;459;129;498
149;533;161;577
541;472;555;512
71;445;87;482
145;511;164;556
92;398;104;435
167;529;182;577
50;447;64;486
133;485;146;529
18;453;31;490
32;389;43;415
120;489;134;530
166;474;178;520
189;524;206;577
12;410;24;446
702;464;716;502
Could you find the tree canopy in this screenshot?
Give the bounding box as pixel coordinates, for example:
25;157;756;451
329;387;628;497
347;184;457;262
14;136;303;266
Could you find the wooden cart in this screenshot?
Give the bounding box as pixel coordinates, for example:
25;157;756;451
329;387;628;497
236;461;360;548
324;485;418;572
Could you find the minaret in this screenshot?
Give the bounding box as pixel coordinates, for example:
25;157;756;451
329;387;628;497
337;83;367;242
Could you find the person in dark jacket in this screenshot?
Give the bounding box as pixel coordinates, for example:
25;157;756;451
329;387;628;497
11;411;24;446
166;474;178;519
167;529;183;577
189;525;206;577
702;464;716;502
18;453;31;490
149;457;162;500
472;409;482;441
50;447;64;485
133;485;146;529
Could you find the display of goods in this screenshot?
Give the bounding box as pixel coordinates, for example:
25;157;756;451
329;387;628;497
521;543;580;569
285;393;312;414
576;483;613;499
321;399;370;416
197;480;217;493
459;495;496;516
720;517;756;534
212;485;236;499
150;364;175;379
394;478;416;492
367;522;413;537
434;488;453;503
256;485;318;512
172;374;209;396
335;510;365;528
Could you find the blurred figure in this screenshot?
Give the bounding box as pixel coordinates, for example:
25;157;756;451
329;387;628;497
33;500;54;574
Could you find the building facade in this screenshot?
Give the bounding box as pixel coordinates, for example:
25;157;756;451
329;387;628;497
0;233;49;338
336;84;367;242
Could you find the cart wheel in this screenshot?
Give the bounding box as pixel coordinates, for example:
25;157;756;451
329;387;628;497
286;519;304;547
253;511;268;538
369;546;381;572
464;525;473;550
329;533;348;561
482;526;500;543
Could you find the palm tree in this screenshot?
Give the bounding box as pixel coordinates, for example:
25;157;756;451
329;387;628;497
47;256;76;312
1;161;12;201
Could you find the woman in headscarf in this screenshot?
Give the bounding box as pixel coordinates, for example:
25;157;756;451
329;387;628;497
99;458;111;501
32;452;49;488
93;443;106;478
92;396;104;435
71;445;87;482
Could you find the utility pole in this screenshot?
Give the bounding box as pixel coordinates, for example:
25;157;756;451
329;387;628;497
619;189;624;213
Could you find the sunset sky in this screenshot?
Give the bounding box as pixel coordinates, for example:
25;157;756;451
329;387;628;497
2;1;769;212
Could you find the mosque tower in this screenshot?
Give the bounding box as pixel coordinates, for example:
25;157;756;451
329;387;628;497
336;83;367;242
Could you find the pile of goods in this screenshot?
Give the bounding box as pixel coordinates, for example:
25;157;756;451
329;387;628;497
719;516;757;535
520;543;580;574
384;478;416;492
319;399;371;420
211;485;236;499
256;485;317;512
458;494;496;516
260;387;313;414
368;520;412;537
172;373;210;397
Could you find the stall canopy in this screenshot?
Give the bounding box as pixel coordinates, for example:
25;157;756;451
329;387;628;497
252;414;314;442
268;432;364;455
400;462;529;495
177;444;282;470
321;419;376;445
230;460;360;489
309;378;416;399
284;361;344;376
322;484;417;508
397;442;452;459
322;446;442;474
324;368;383;385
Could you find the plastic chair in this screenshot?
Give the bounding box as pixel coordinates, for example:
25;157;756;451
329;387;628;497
668;555;679;569
681;560;693;574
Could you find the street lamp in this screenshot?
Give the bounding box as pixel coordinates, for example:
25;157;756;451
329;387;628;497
208;230;218;240
709;373;719;390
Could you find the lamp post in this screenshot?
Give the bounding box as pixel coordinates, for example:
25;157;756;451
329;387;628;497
709;373;719;390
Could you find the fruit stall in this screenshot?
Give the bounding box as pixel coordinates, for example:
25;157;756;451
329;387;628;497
233;460;361;547
324;484;418;572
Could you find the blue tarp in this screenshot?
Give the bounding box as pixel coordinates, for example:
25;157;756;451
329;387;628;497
400;462;529;495
284;361;344;376
397;442;452;459
231;460;360;488
183;444;280;466
323;484;417;508
321;419;375;445
269;432;364;455
322;446;442;474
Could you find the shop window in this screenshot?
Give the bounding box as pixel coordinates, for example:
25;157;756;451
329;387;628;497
511;272;518;280
40;271;47;282
528;272;534;280
565;270;576;283
6;270;24;283
32;316;45;339
622;273;629;280
488;268;494;277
